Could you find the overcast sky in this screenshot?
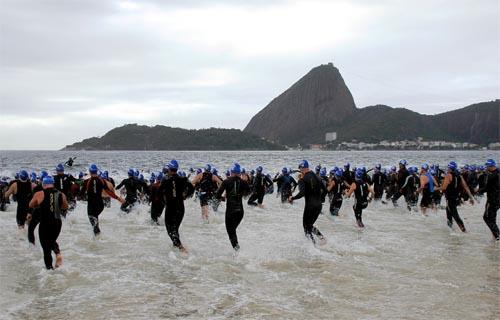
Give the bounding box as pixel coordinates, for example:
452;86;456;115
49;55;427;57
1;0;499;150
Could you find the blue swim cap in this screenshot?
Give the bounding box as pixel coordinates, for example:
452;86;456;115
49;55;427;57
256;166;263;173
344;162;350;168
421;163;429;170
139;174;144;181
298;160;309;169
134;169;140;177
127;168;135;177
335;170;343;177
196;168;202;174
231;162;241;174
19;170;29;181
40;170;49;179
320;167;327;177
241;168;246;174
169;159;179;170
78;171;84;179
485;159;496;168
30;172;37;182
211;168;218;175
56;163;64;172
89;164;98;174
399;159;407;166
470;165;477;171
42;176;55;185
391;166;396;172
157;172;164;181
204;164;211;172
479;165;485;171
101;171;109;179
282;167;288;174
355;169;364;180
447;161;457;171
178;171;186;177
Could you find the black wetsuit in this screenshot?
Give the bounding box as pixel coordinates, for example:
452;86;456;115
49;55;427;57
273;173;283;196
342;170;354;185
466;172;479;196
160;174;194;248
292;171;326;243
372;171;386;200
15;180;33;227
215;176;251;249
444;172;466;231
401;174;418;210
481;169;499;239
81;177;115;235
53;173;75;199
28;183;43;244
353;180;369;226
460;171;471;202
116;177;140;212
328;177;344;216
386;172;398;200
392;167;409;205
320;176;329;203
248;173;272;206
420;173;435;208
197;172;216;207
477;172;487;196
274;174;297;203
35;188;63;269
137;179;149;202
433;170;445;206
149;181;164;223
0;183;8;211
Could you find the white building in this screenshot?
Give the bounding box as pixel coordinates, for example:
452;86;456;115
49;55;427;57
325;132;337;142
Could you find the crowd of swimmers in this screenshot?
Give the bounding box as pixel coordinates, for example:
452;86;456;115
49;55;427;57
0;158;498;270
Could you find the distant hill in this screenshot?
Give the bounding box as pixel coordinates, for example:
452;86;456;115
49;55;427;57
244;63;356;145
62;124;286;150
244;63;499;146
64;64;499;150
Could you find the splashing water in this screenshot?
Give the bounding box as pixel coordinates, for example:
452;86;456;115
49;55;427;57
0;150;499;319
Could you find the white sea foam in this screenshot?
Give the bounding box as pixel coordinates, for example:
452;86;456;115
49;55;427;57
0;150;498;319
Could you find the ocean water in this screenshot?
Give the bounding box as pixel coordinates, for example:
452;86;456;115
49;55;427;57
0;150;499;320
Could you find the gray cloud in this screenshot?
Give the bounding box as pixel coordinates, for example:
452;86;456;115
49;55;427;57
0;0;499;149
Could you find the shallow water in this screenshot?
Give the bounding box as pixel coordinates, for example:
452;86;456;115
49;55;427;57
0;150;499;320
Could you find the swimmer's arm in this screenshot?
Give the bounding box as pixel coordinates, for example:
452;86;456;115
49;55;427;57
29;190;44;208
4;183;17;199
